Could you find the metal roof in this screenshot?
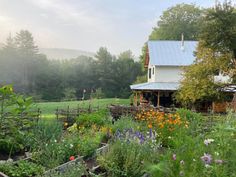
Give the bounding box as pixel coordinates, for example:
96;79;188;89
130;82;180;91
148;40;198;66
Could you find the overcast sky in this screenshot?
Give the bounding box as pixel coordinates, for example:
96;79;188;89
0;0;227;56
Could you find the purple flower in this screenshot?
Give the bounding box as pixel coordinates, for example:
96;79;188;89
172;154;176;160
139;134;145;144
201;153;212;164
149;128;152;138
215;159;223;164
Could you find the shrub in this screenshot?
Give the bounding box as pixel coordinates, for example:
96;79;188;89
32;134;79;169
27;119;63;151
146;112;236;177
77;130;104;157
0;160;44;177
98;140;158;177
111;116;145;133
76;109;111;128
0;85;35;156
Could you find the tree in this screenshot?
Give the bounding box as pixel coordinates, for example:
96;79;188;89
15;30;38;55
118;50;134;60
149;3;203;40
175;42;231;107
176;1;236;106
200;1;236;79
95;47;115;97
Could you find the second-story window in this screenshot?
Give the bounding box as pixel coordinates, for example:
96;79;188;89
149;68;151;79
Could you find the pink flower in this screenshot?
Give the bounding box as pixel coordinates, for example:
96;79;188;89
201;153;212;164
172;154;176;160
69;156;75;161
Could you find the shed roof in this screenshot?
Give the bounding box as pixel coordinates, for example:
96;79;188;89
148;40;198;66
130;82;179;91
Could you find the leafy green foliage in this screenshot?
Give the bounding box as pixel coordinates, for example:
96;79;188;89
149;3;203;40
32;134;79;169
146;110;236;177
76;110;111;128
98;140;156;177
0;85;35;156
27;119;63;151
111;116;145;133
0;31;142;101
176;1;236;106
45;163;88;177
77;130;104;157
0;160;44;177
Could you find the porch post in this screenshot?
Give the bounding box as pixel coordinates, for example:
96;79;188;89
157;91;160;107
140;92;143;104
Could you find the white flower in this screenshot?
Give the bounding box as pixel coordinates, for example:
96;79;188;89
70;144;74;148
204;139;214;146
54;139;57;143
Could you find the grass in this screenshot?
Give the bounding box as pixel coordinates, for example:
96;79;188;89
35;98;130;118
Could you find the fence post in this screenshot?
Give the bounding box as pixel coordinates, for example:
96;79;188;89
67;106;70;122
56;107;59;120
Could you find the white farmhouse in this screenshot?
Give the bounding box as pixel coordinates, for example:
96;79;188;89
130;40;233;109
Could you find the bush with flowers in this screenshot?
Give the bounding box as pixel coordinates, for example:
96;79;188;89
98;128;160;177
145;110;236;177
135;109;189;147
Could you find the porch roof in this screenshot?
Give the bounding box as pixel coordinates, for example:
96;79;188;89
130;82;179;91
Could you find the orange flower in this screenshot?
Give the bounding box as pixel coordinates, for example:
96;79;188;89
148;123;153;129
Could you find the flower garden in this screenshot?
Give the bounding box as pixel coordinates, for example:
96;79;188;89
0;85;235;177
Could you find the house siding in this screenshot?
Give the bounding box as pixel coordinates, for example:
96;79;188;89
148;66;183;83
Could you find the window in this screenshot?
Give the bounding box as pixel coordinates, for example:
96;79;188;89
149;68;151;79
152;67;154;75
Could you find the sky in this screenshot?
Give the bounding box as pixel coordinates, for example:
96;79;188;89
0;0;228;57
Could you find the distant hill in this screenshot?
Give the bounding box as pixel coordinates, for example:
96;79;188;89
39;48;95;60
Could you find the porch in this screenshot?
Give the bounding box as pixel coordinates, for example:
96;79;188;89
130;82;179;107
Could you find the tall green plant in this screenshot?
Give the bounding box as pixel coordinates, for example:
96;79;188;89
0;85;34;156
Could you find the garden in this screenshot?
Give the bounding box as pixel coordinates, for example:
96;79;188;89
0;85;235;177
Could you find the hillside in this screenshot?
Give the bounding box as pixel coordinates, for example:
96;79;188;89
39;48;95;60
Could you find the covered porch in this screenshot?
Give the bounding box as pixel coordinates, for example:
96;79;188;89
130;82;179;107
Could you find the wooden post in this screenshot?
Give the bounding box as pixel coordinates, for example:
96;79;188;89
56;107;59;120
67;106;69;122
157;91;160;107
135;92;138;106
140;92;143;104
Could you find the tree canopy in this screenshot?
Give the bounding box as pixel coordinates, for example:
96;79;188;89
149;3;203;40
0;31;143;101
176;1;236;106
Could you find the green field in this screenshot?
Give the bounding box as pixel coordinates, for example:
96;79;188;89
35;98;130;118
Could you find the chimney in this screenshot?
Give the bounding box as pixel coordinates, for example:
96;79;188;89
181;33;185;51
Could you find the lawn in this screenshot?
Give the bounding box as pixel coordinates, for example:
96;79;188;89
35;98;130;118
